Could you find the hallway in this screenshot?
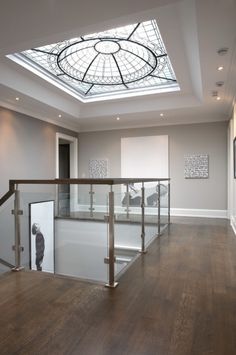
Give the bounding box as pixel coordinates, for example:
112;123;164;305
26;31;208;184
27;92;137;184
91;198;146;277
0;217;235;355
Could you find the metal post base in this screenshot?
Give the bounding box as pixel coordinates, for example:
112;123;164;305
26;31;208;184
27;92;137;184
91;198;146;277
11;266;24;272
105;282;119;288
139;249;147;254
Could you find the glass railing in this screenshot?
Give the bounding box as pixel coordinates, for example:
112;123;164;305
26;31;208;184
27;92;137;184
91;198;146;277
0;193;15;270
113;189;141;280
160;181;170;230
19;186;56;272
17;184;109;284
0;178;170;286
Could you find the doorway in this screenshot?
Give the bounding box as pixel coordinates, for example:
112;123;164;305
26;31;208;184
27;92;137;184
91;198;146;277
56;133;78;215
59;140;70;215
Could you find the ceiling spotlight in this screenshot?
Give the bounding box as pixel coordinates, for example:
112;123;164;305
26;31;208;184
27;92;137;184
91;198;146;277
116;117;120;121
217;47;229;56
212;90;218;97
217;66;224;71
216;81;224;87
160;113;164;117
15;97;19;101
58;114;62;118
212;91;221;101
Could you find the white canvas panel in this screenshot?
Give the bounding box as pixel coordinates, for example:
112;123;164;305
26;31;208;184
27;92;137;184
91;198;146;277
121;135;169;178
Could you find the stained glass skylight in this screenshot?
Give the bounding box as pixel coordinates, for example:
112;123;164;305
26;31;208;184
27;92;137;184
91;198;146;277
8;20;179;102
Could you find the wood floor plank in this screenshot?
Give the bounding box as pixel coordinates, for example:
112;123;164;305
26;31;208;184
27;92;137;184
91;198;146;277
0;217;236;354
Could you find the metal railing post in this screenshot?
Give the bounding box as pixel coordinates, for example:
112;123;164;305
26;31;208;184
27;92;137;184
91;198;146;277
141;182;146;253
125;183;130;219
12;185;24;271
157;182;161;236
168;181;170;225
89;184;94;217
56;184;59;216
106;188;118;288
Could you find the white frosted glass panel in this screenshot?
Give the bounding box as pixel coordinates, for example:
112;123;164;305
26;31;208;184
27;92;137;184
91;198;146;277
55;219;108;283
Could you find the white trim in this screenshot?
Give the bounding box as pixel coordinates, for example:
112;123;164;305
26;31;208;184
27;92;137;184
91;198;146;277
77;204;168;216
230;216;236;235
171;208;228;219
55;133;78;178
66;204;228;219
0;101;81;133
56;133;78;212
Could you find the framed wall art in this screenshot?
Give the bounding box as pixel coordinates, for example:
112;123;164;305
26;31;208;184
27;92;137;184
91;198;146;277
29;200;54;273
184;154;209;179
89;159;108;178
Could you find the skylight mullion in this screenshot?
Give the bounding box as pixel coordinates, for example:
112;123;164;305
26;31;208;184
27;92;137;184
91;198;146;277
32;48;57;56
81;53;99;82
150;74;177;82
85;84;94;95
57;44;97;64
112;54;128;88
16;19;178;100
121;47;155;69
127;23;140;40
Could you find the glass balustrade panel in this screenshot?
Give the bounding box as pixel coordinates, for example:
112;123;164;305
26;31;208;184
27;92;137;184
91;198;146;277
19;184;109;284
160;181;169;232
20;184;57;271
112;187;142;281
0;194;15;271
143;182;159;247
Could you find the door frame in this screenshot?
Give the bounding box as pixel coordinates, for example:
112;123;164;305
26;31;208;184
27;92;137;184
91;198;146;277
56;133;78;212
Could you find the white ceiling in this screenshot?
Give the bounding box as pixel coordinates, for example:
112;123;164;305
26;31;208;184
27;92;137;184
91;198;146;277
0;0;235;132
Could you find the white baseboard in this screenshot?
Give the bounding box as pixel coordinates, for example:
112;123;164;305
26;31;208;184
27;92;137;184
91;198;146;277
77;204;167;215
74;204;227;219
170;208;227;219
230;216;236;235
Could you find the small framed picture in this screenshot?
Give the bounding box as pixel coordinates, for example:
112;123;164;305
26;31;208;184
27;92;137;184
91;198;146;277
234;137;236;178
29;200;54;273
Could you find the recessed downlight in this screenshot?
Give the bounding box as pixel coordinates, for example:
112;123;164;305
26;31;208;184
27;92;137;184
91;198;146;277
58;114;62;118
15;97;19;101
217;47;228;56
216;81;224;87
218;66;224;71
212;91;221;101
160;113;164;117
116;116;120;121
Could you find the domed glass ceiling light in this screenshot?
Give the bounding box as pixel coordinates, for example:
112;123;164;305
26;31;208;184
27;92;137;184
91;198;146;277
8;20;179;103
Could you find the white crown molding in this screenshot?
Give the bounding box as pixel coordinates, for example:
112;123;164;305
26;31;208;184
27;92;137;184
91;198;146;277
0;101;80;132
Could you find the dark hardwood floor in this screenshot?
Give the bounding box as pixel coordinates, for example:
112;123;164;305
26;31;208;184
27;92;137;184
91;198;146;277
0;217;236;355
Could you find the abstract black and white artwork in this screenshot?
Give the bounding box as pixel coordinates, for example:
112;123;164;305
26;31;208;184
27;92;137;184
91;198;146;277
89;159;108;178
29;200;54;273
184;154;209;179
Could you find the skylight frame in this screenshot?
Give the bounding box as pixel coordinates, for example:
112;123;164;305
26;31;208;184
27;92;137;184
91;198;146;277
7;19;180;103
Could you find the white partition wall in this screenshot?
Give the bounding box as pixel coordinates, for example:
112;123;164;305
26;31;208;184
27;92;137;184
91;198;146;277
121;135;169;178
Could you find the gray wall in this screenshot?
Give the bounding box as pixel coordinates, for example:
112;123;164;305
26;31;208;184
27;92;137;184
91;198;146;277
0;107;78;266
0;107;77;196
78;121;228;210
